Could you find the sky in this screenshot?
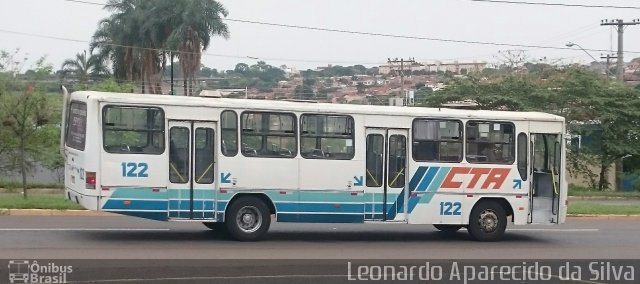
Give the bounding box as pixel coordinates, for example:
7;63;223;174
1;0;640;72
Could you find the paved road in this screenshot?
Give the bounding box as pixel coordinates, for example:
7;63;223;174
0;216;638;283
0;216;638;259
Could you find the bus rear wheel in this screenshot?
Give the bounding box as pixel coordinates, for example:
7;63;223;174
468;200;507;242
225;196;271;241
433;224;463;233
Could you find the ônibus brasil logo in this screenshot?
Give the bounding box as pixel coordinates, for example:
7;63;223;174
7;260;73;284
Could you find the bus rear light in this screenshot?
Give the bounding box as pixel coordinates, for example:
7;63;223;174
123;200;131;206
516;195;523;198
467;194;474;198
86;172;96;189
152;188;161;192
410;193;418;198
350;192;358;196
101;187;110;191
219;189;228;194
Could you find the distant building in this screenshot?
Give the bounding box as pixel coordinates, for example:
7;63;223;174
379;61;487;75
426;61;487;74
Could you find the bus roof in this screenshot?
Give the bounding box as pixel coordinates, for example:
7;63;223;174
72;91;564;122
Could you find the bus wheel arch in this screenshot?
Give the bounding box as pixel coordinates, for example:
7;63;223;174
226;193;276;216
224;193;275;241
467;198;512;242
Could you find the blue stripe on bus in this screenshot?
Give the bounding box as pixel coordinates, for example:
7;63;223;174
103;200;167;211
277;213;364;223
168;211;215;219
386;166;429;221
108;211;168;221
275;203;364;213
168;200;215;211
387;166;439;220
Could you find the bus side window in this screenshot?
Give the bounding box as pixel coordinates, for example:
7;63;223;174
412;119;462;162
466;121;514;164
169;127;189;184
241;112;297;158
366;134;384;187
517;133;528;181
103;106;165;154
221;110;238;157
300;114;354;160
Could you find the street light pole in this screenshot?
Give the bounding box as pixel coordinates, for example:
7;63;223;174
566;42;614;78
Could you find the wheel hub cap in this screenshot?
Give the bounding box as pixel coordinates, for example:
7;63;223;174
479;210;498;233
236;206;262;233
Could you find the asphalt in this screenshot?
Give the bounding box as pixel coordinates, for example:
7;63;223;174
0;216;638;283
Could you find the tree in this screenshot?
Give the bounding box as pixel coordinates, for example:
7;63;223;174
234;63;249;74
0;55;59;198
91;0;229;95
61;51;109;83
165;0;229;96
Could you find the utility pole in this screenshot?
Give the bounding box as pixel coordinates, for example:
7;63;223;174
601;19;640;81
600;54;616;78
600;19;639;191
388;57;416;106
170;52;175;95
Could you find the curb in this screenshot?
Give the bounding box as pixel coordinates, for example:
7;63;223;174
0;209;116;216
568;196;640;200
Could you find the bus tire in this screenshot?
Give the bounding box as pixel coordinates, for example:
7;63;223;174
468;200;507;242
225;196;271;241
433;224;463;233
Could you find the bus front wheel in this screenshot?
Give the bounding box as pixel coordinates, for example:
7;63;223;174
467;200;507;242
225;196;271;241
433;224;463;233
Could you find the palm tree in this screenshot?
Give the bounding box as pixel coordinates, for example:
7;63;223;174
61;51;109;83
90;0;229;95
91;0;162;94
165;0;229;96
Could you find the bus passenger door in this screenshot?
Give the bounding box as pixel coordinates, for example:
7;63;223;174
364;128;409;221
528;133;561;224
168;120;217;220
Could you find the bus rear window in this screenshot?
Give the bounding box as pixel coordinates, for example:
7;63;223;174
103;106;165;154
65;102;87;150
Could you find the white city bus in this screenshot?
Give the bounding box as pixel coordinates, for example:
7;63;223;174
61;88;568;241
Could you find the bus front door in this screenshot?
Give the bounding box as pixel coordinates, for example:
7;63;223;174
364;128;409;221
168;120;217;220
528;133;561;224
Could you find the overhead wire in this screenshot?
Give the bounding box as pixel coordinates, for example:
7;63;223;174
59;0;640;10
464;0;640;10
54;0;639;54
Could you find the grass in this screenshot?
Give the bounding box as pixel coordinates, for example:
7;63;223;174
0;193;83;210
0;180;63;190
568;202;640;215
569;185;640;198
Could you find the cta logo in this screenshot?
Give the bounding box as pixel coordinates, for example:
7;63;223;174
441;167;511;190
7;260;73;284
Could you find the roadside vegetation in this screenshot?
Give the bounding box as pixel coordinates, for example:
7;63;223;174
569;185;640;198
568;202;640;215
0;193;82;210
